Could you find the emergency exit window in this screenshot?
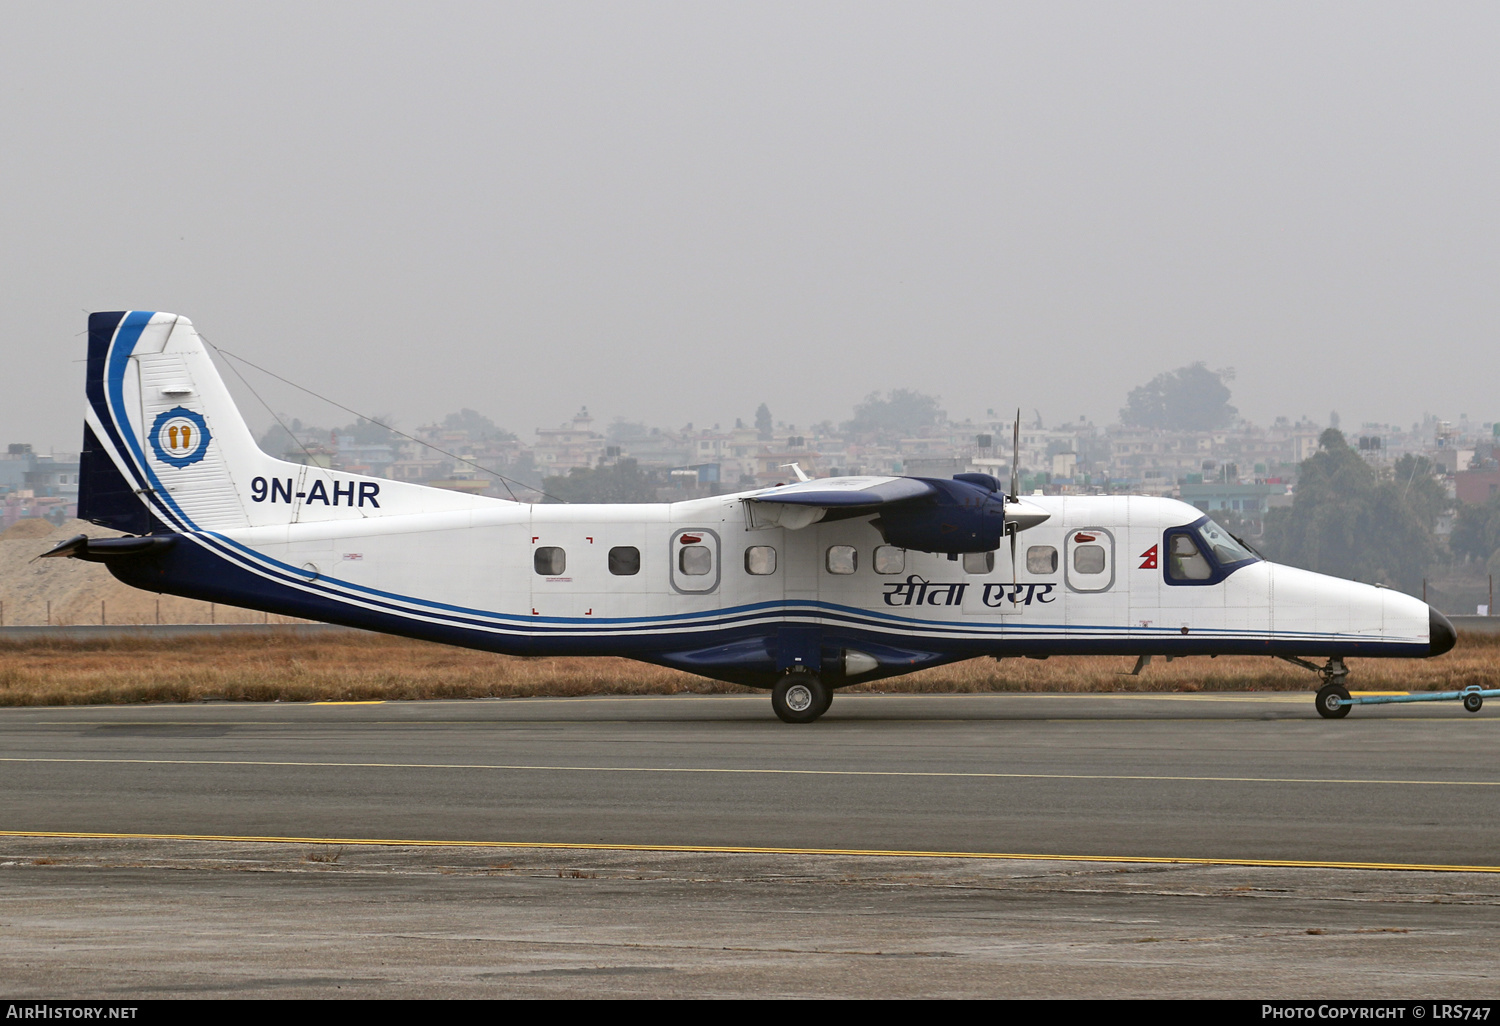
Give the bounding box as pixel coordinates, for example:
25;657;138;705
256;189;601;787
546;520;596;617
679;545;712;576
1073;545;1106;574
534;546;565;575
608;546;640;576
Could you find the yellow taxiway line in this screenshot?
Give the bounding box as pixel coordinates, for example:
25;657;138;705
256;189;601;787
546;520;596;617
1;828;1496;874
0;754;1495;788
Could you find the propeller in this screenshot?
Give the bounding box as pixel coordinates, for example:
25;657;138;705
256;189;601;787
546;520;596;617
1010;409;1020;505
997;410;1050;600
1010;410;1020;600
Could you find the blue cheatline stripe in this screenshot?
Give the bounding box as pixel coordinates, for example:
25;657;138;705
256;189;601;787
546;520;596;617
183;532;1378;641
192;533;1418;644
171;525;1419;646
173;535;1422;649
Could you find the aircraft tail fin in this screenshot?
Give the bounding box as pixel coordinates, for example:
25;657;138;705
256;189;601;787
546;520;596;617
81;311;493;535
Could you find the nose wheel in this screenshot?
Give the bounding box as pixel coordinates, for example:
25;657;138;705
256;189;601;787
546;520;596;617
772;673;831;724
1315;682;1351;719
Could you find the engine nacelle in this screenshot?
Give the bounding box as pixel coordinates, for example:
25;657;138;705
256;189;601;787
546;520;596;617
871;478;1007;554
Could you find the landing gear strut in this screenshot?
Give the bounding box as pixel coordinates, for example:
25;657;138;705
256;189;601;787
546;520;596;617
772;672;831;724
1280;656;1352;719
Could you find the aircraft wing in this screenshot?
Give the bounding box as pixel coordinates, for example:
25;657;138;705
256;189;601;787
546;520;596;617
742;476;942;530
742;474;1050;553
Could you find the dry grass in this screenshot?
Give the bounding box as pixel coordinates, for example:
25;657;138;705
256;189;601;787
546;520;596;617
0;630;1496;707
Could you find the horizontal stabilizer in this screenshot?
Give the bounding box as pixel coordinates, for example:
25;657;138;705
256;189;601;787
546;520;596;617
39;533;177;562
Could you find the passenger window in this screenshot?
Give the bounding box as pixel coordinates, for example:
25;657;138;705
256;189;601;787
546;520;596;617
962;551;995;575
874;545;905;575
826;545;858;575
1167;533;1212;580
608;546;640;576
744;545;777;575
1073;544;1106;574
534;546;565;575
679;545;712;576
1027;546;1058;574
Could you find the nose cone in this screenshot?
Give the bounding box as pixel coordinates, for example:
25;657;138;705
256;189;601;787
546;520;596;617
1429;606;1457;656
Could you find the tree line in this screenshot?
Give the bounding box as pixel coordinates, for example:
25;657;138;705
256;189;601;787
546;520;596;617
1257;430;1448;596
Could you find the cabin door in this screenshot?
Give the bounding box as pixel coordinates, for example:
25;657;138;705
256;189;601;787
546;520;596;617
1064;528;1115;593
669;528;721;595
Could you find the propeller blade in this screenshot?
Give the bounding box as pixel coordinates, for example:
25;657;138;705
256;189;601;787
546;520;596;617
1010;524;1018;601
1010;409;1020;501
1009;411;1022;602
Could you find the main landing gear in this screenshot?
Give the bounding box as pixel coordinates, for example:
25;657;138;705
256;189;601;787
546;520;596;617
772;672;832;724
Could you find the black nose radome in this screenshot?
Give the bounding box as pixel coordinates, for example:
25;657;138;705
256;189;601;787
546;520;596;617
1429;607;1457;656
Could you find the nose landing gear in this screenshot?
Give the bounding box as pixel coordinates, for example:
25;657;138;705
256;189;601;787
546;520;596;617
772;672;831;724
1284;655;1495;716
1315;682;1352;719
1315;657;1352;720
1281;656;1355;719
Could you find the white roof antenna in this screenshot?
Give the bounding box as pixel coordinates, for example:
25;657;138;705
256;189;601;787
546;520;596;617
779;462;811;483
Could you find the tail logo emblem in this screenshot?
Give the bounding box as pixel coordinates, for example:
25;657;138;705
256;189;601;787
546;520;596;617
149;407;212;468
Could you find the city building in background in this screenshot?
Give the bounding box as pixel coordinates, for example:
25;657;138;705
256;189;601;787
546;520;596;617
8;405;1499;547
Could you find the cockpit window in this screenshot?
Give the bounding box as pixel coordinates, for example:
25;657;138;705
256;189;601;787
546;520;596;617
1196;520;1257;566
1163;516;1260;585
1167;533;1213;581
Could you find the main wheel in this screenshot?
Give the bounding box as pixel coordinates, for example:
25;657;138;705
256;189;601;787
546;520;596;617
1464;692;1483;713
814;681;835;718
772;674;829;724
1315;683;1351;719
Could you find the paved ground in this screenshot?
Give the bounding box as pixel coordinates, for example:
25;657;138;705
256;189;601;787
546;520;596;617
1;692;1496;997
3;840;1497;999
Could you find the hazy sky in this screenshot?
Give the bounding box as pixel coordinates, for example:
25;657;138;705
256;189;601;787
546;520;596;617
4;2;1498;451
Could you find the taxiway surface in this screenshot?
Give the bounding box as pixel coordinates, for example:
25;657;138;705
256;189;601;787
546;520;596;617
2;692;1497;997
2;692;1496;866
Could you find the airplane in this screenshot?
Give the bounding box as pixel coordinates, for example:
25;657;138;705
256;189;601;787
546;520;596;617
45;311;1458;723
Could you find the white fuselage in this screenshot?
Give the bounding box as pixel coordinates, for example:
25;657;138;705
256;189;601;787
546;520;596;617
173;491;1429;663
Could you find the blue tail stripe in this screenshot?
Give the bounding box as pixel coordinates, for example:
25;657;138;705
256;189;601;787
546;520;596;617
104;311;205;534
